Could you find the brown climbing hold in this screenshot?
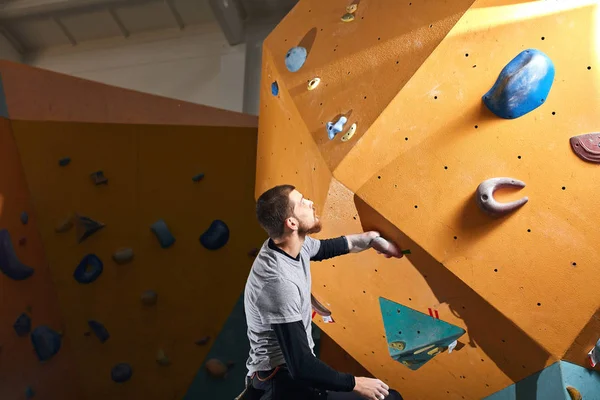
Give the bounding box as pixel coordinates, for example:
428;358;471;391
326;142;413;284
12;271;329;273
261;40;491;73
567;387;582;400
195;336;211;346
156;349;171;366
570;133;600;163
205;358;228;379
55;214;74;233
341;13;355;22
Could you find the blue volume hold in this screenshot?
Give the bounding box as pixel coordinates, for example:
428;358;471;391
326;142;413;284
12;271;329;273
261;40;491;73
199;220;229;250
483;49;555;119
73;254;103;284
31;325;62;361
88;320;110;343
285;47;307;72
151;219;175;248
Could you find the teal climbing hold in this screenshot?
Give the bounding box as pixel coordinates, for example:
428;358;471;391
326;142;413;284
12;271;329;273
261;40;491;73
75;214;105;243
0;229;34;280
31;325;62;361
20;211;28;225
73;254;103;284
379;297;465;370
483;49;555;119
14;313;31;336
151;219;175;248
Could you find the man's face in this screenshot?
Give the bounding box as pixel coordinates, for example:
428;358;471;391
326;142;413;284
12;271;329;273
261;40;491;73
289;189;322;235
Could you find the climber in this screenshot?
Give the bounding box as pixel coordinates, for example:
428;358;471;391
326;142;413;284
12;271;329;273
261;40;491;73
240;184;404;400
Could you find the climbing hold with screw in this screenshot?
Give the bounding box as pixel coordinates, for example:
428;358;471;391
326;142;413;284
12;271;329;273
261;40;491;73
570;133;600;163
341;13;355;22
90;170;108;185
199;220;230;250
271;81;279;96
111;363;133;383
285;47;307;72
307;77;321;91
327;116;348;140
341;123;357;142
151;219;175;248
346;4;358;13
476;177;528;217
73;254;103;284
112;248;134;264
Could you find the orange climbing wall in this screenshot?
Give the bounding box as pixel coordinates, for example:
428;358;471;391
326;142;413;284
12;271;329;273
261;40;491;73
0;61;265;400
257;0;600;398
0;118;83;400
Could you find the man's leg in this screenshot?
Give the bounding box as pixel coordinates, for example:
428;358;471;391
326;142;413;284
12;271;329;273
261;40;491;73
326;388;403;400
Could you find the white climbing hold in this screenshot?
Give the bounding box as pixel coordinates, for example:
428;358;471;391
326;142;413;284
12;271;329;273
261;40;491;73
307;77;321;91
112;248;134;264
346;4;358;13
341;13;355;22
341;123;357;142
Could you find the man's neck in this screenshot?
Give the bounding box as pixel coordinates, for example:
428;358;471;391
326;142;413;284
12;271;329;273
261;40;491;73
272;233;305;259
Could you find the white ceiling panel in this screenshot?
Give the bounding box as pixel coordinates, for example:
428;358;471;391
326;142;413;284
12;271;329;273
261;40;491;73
59;9;123;42
6;16;71;50
173;0;215;26
114;1;178;33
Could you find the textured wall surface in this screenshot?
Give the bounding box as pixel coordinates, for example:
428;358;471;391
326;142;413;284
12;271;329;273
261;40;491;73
256;0;600;398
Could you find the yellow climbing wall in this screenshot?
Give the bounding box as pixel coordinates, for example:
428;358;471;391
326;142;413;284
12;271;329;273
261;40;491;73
257;0;600;398
11;120;264;399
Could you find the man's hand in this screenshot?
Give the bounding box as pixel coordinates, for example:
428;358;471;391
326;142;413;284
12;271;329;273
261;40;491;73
346;231;404;258
370;236;404;258
353;376;390;400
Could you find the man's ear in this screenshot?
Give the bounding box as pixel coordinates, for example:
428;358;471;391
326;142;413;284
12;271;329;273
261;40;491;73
284;217;298;232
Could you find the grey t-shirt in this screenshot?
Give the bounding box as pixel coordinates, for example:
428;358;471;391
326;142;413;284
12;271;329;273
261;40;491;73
244;236;321;375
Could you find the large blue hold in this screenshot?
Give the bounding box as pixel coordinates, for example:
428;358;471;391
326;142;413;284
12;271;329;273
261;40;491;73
73;254;103;284
0;229;34;280
111;363;133;383
199;220;229;250
285;46;307;72
483;49;555;119
31;325;62;361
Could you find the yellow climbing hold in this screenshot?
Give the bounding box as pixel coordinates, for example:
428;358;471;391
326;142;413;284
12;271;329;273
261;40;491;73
341;123;357;142
567;386;582;400
346;4;358;13
307;77;321;91
389;341;406;351
341;13;355;22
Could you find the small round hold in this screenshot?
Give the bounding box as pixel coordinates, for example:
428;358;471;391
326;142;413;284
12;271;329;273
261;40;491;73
205;358;228;379
307;77;321;91
346;4;358;13
112;248;134;264
341;13;355;22
341;123;357;142
111;363;133;383
141;290;158;306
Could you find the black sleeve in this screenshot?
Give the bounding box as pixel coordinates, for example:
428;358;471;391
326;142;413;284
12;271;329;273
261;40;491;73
272;320;355;392
310;237;349;262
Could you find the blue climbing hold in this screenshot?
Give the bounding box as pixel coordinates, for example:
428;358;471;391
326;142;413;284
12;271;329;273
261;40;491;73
25;386;35;399
192;173;205;182
31;325;62;361
199;220;229;250
271;81;279;96
73;254;103;284
58;157;71;167
285;46;307;72
75;214;105;243
327;116;348;140
151;219;175;248
111;363;133;383
20;211;28;225
379;297;466;370
0;229;34;280
483;49;555;119
14;313;31;336
88;320;110;343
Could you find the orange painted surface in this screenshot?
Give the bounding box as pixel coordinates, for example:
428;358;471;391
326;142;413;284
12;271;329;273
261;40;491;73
257;0;600;398
0;118;83;400
0;60;257;128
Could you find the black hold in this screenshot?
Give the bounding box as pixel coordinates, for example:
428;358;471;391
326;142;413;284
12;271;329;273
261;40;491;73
20;211;29;225
31;325;62;361
0;229;34;280
14;313;32;336
111;363;133;383
90;171;108;185
271;81;279;96
112;248;134;264
75;214;105;243
195;336;211;346
25;386;35;399
199;220;229;250
192;173;205;182
151;219;175;248
141;290;158;306
58;157;71;167
87;320;110;343
73;254;103;284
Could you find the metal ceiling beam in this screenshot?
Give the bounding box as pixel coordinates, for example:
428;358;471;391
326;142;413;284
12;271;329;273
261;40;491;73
165;0;184;31
0;25;26;54
0;0;156;21
108;7;129;38
52;16;77;46
208;0;247;46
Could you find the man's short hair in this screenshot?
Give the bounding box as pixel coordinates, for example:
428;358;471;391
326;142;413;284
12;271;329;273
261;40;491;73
256;184;296;239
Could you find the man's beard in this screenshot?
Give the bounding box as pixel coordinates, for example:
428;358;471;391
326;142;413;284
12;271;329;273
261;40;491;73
298;217;322;235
